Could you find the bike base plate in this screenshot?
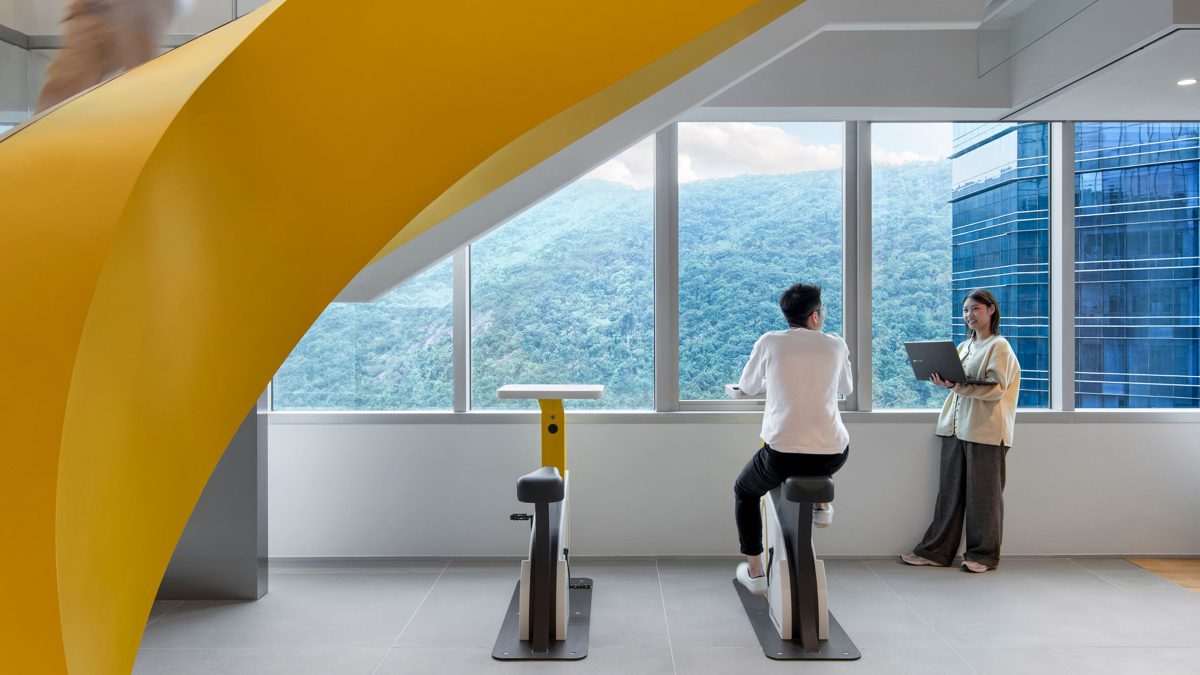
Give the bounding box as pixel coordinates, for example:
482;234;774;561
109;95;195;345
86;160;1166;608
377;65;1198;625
734;579;861;660
492;577;592;660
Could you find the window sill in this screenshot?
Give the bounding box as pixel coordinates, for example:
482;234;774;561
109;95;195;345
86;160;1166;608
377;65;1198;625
268;409;1200;425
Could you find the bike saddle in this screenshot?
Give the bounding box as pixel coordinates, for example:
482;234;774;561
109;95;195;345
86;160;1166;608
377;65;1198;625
783;476;834;504
517;466;565;504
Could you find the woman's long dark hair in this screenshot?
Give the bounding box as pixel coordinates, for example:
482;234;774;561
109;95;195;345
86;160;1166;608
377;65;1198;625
964;288;1001;338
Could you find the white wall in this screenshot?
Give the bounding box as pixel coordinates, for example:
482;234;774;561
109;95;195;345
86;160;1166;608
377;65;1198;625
1007;0;1181;109
268;417;1200;558
703;29;1011;120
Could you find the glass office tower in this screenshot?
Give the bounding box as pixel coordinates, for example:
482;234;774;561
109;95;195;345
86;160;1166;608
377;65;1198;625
949;123;1050;407
1074;122;1200;408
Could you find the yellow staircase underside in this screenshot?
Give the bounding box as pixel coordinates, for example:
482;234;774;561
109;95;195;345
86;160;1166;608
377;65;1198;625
0;1;804;672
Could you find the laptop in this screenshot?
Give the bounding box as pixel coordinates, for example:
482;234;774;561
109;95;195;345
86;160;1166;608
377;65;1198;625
903;340;996;385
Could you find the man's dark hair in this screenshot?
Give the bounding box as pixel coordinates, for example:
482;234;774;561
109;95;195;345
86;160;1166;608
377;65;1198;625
780;283;822;328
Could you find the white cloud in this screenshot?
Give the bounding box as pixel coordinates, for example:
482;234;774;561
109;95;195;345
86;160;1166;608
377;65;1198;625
678;122;841;182
871;123;953;162
871;146;944;165
579;124;946;187
582;136;655;189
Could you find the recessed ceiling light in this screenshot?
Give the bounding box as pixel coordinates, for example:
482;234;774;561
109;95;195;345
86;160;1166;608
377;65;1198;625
1178;78;1198;86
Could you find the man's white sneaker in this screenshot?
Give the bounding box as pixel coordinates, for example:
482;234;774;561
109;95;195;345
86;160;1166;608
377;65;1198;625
736;562;768;595
961;560;990;573
812;504;834;528
900;553;947;567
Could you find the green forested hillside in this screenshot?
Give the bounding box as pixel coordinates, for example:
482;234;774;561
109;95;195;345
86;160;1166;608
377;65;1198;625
271;258;455;410
470;181;654;409
872;160;954;408
273;160;954;410
680;170;844;399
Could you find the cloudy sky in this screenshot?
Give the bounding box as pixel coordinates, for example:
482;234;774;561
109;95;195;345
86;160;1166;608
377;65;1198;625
584;122;954;189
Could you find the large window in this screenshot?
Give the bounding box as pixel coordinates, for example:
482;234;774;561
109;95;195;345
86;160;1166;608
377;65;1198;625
677;122;844;400
872;123;954;408
872;123;1050;409
950;122;1050;408
271;121;1198;415
273;259;454;410
1074;122;1199;408
470;138;655;410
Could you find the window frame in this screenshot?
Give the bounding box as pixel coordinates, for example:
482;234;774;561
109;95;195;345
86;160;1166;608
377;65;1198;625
670;121;858;412
270;119;1200;421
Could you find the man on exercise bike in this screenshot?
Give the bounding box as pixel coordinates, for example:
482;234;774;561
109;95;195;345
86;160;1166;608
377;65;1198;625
733;283;852;595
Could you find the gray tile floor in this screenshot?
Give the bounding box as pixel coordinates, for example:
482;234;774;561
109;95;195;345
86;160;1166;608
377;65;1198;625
136;557;1200;674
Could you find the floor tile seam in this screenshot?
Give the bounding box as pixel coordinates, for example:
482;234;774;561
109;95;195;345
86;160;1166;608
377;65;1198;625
864;560;981;675
1107;560;1200;599
270;561;455;566
1068;557;1156;603
271;570;453;575
955;645;1200;651
937;633;1200;646
137;647;262;652
273;569;450;575
137;646;392;652
370;559;451;675
654;559;679;675
145;600;185;628
1089;575;1200;604
138;639;410;651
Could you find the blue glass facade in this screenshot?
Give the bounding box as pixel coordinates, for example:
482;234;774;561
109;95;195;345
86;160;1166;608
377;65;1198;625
1074;122;1200;408
949;123;1050;407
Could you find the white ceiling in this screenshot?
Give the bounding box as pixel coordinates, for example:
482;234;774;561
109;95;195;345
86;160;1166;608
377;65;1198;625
1010;28;1200;120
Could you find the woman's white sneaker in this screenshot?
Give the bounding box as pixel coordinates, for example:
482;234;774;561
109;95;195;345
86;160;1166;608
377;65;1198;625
900;553;947;567
736;562;768;595
961;560;989;573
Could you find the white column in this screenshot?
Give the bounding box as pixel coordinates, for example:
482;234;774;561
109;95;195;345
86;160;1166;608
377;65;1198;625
1050;122;1076;411
453;247;471;412
844;121;872;411
654;125;680;411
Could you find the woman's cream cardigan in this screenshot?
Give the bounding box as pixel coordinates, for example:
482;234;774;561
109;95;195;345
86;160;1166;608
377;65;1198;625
934;334;1021;447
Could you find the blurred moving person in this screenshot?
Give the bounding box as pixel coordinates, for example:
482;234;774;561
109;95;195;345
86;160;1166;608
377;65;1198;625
36;0;189;112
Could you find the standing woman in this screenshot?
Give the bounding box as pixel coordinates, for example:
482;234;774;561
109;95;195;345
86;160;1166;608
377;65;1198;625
902;289;1020;573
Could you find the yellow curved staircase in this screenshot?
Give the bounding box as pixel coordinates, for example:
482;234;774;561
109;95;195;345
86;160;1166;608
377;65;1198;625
0;1;803;671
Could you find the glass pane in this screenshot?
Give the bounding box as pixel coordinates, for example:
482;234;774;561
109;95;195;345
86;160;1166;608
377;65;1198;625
978;0;1100;75
0;40;30;124
272;258;454;410
678;122;844;400
950;122;1050;408
1074;122;1200;408
471;137;655;410
871;123;954;408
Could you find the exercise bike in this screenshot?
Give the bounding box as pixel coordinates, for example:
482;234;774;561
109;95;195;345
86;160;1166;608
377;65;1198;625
726;384;860;660
492;384;603;661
